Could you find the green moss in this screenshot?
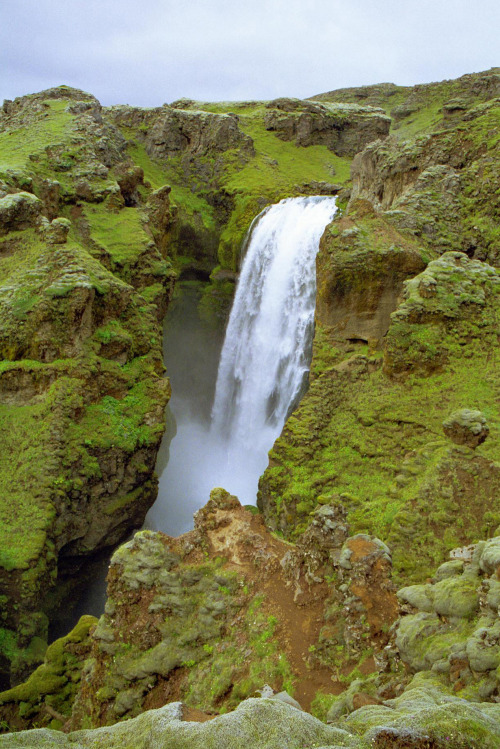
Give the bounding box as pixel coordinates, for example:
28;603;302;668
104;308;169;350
0;395;58;571
84;203;151;266
310;691;338;721
71;379;165;453
0;616;96;728
261;334;500;582
127;142;217;232
0;104;74;174
185;593;294;711
224;120;349;191
104;487;145;516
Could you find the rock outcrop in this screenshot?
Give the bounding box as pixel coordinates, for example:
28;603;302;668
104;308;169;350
312;66;500;134
2;529;500;747
259;83;500;586
264;97;390;157
67;490;397;727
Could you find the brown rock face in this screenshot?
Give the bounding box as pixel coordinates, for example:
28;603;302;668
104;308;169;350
145;108;254;160
316;205;426;346
114;163;145;206
337;534;399;647
264;98;390;157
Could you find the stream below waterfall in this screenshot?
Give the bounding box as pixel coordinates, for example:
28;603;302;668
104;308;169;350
146;195;337;535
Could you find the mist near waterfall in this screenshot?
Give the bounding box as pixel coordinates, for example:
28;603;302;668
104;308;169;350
145;196;337;536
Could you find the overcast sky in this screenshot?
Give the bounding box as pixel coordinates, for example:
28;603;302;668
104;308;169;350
1;0;499;107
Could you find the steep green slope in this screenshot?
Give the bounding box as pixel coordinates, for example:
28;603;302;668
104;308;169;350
259;78;500;584
0;89;173;687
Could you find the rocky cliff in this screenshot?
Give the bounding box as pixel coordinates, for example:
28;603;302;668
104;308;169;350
1;494;499;746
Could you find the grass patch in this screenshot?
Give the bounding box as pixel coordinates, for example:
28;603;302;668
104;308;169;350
84;203;150;266
0;101;74;174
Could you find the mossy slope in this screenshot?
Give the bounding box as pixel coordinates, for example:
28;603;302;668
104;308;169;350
0;88;174;687
259;85;500;585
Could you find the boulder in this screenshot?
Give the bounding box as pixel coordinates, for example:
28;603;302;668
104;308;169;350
0;192;42;235
442;409;489;448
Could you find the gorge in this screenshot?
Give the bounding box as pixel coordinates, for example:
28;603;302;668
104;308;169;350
0;68;500;748
147;196;337;535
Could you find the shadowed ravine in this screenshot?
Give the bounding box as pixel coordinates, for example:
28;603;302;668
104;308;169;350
146;196;337;535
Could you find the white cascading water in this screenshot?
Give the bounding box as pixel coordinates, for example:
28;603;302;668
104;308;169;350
146;195;337;535
210;195;337;485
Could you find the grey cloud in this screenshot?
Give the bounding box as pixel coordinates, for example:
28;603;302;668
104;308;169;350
1;0;499;105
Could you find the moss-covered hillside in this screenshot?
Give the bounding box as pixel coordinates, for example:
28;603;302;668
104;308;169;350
259;67;500;584
0;82;389;688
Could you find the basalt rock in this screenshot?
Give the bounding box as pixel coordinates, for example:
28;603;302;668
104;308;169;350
312;67;500;135
260;77;500;580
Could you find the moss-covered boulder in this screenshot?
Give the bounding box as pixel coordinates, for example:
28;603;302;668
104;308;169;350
393;538;500;699
0;698;358;748
384;252;500;376
0;192;42;234
344;675;500;748
442;409;489;449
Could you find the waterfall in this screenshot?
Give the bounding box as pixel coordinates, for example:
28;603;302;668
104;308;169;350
145;195;336;535
209;195;337;501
